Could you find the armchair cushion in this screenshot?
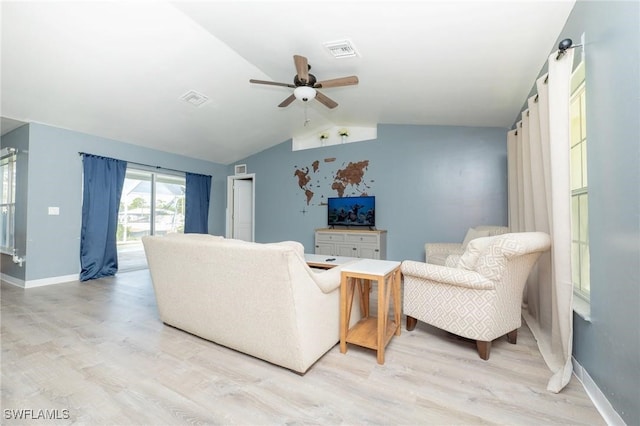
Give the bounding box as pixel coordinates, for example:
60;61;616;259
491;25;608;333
461;227;491;248
474;232;550;281
456;236;498;270
445;255;460;267
425;225;509;265
425;243;465;266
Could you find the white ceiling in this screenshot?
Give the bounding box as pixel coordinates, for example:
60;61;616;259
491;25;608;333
1;1;575;165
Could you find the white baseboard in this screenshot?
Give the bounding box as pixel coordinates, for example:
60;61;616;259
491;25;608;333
1;273;79;288
572;357;627;426
1;273;25;288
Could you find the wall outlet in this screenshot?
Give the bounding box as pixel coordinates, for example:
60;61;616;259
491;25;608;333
48;207;60;215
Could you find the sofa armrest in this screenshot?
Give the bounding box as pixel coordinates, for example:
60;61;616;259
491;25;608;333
401;260;494;290
308;261;360;294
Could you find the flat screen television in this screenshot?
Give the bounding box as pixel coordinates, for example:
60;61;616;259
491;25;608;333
327;196;375;227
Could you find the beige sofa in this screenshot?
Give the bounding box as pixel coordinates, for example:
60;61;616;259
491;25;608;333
142;233;360;374
425;225;509;265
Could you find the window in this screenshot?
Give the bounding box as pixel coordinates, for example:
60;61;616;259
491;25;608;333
570;61;590;300
117;167;185;270
0;148;17;255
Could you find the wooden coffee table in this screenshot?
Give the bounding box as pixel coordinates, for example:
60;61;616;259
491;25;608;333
304;253;358;269
339;259;402;364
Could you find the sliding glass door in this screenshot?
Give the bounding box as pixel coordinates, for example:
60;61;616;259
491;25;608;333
117;168;185;270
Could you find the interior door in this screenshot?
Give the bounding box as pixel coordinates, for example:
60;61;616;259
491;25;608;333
231;177;254;241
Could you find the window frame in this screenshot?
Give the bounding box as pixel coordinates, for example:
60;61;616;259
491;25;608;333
118;165;186;243
569;61;590;303
0;148;17;255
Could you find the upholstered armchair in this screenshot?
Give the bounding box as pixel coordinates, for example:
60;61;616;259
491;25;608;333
425;225;509;265
402;232;551;360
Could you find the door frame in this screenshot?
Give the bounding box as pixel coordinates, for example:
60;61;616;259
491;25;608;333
226;173;255;241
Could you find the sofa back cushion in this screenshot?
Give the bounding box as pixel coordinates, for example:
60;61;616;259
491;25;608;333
163;232;224;241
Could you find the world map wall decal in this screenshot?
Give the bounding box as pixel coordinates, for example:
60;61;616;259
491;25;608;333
293;159;373;206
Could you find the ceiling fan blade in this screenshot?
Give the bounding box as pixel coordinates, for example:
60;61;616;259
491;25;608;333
250;79;295;88
293;55;309;84
315;91;338;109
278;94;296;108
314;76;359;89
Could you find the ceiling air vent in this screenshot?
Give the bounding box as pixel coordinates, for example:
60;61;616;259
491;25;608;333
180;90;209;107
323;40;358;58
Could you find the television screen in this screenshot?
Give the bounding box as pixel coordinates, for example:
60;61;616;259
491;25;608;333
327;196;375;227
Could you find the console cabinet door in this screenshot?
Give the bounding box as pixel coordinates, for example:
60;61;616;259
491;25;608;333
315;243;334;256
336;244;358;257
358;245;380;259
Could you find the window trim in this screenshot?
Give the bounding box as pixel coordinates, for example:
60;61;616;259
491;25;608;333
0;148;17;255
118;166;186;244
569;61;591;318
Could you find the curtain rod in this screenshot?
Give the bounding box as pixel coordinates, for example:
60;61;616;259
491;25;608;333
78;152;210;177
514;39;569;132
1;147;18;159
555;38;582;61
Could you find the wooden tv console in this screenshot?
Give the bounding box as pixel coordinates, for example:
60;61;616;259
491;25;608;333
314;228;387;260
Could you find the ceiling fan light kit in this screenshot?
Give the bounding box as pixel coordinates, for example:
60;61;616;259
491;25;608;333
293;86;316;102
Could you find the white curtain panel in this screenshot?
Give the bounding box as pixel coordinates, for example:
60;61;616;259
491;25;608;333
507;49;575;392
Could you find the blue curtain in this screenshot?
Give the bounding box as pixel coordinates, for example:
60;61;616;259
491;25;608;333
185;172;212;234
80;154;127;281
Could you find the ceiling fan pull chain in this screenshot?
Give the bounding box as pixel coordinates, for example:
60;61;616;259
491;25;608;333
304;104;310;126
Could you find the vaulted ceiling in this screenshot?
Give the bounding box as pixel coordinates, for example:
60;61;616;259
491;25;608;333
1;1;575;164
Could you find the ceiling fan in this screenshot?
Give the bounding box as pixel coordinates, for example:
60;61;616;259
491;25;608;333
249;55;358;109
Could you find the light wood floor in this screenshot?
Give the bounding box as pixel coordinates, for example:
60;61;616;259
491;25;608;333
1;270;604;425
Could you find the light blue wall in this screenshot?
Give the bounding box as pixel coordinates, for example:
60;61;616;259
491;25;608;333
10;123;228;281
553;1;639;424
0;124;29;280
239;124;508;262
